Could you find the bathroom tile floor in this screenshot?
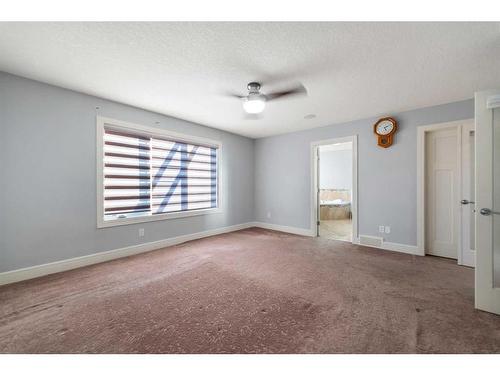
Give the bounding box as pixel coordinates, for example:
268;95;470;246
319;219;352;241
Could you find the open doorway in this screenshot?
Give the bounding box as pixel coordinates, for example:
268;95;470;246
311;136;358;242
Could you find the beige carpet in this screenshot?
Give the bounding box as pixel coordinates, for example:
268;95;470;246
1;228;499;353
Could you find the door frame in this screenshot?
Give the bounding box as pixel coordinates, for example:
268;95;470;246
416;118;474;262
461;121;476;267
310;135;358;241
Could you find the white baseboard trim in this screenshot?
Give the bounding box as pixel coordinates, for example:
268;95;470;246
0;225;421;286
352;236;421;256
252;221;315;237
0;222;254;286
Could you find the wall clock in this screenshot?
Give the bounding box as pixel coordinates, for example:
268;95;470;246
374;117;398;148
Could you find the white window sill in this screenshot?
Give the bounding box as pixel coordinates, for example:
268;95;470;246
97;207;222;228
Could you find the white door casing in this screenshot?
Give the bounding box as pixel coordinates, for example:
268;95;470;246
460;122;476;267
316;147;321;236
310;135;358;242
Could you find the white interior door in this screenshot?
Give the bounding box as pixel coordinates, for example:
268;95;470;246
475;90;500;315
460;121;476;267
425;127;459;259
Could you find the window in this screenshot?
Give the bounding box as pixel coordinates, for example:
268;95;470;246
97;117;220;227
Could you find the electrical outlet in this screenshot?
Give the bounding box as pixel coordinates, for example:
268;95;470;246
267;211;271;219
139;228;145;237
385;226;391;234
379;225;385;233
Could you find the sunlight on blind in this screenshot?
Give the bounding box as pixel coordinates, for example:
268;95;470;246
103;127;218;221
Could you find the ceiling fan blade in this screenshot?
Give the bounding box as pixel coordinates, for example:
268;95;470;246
266;84;307;101
231;57;333;87
219;90;246;99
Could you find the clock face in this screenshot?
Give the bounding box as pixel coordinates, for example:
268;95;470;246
376;120;394;135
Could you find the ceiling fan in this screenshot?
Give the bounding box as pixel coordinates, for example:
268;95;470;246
226;81;307;115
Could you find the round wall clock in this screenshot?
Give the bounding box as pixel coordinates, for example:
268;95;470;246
374;117;397;148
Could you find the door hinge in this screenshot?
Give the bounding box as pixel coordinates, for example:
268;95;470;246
317;221;320;226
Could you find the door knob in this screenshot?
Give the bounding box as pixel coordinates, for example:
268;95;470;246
461;199;475;205
480;208;500;216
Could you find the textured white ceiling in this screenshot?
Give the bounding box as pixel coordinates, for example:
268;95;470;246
0;22;499;138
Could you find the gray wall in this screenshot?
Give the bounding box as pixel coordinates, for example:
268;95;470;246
0;72;254;272
0;71;476;273
319;149;352;190
254;100;474;245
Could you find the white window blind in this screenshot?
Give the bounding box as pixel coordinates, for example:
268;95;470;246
103;126;218;222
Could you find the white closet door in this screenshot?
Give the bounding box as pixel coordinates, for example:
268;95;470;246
425;127;459;259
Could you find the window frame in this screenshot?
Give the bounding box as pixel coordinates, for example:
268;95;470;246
96;116;222;228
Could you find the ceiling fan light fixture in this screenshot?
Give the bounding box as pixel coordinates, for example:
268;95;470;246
243;94;266;114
